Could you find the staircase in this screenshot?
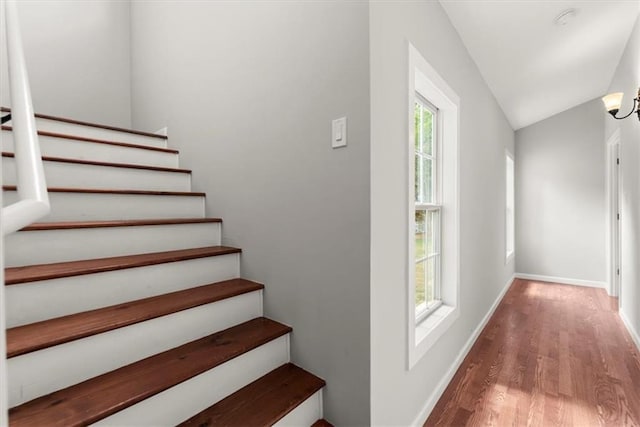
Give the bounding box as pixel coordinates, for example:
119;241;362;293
1;111;330;426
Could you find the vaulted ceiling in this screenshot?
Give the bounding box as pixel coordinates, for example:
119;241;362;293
440;0;640;130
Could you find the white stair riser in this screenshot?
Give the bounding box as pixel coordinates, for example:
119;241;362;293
8;292;263;407
93;335;290;426
274;390;323;427
3;191;205;221
1;131;179;168
6;253;240;327
2;157;191;192
34;117;168;148
5;223;221;267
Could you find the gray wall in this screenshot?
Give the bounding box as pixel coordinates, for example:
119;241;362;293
0;0;131;127
605;15;640;345
130;2;370;425
515;99;606;284
370;1;515;424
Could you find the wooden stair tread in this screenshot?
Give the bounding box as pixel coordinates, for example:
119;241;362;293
9;317;291;427
2;185;204;197
21;218;222;231
1;106;167;140
311;419;334;427
7;278;263;357
2;151;191;174
2;126;178;153
178;363;325;427
5;246;240;285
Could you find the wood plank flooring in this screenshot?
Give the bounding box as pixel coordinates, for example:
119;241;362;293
425;279;640;427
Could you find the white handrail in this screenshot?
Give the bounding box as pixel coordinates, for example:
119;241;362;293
1;1;50;422
2;0;50;235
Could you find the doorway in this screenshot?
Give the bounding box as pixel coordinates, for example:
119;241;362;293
606;129;621;301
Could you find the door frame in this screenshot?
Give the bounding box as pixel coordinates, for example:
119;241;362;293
606;129;621;300
0;129;6;425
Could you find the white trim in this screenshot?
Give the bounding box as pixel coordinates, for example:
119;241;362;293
0;136;7;426
605;129;621;298
411;304;459;368
1;4;9;423
620;309;640;352
505;251;514;265
410;275;516;427
407;42;460;369
515;273;606;289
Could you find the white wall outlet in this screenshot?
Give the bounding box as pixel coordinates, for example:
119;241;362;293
332;117;347;148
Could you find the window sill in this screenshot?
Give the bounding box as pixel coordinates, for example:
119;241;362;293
409;304;459;369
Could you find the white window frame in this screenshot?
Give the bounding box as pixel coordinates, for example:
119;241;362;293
407;43;460;369
505;151;515;264
413;96;442;323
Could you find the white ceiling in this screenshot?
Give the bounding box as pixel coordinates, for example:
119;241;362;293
440;0;640;130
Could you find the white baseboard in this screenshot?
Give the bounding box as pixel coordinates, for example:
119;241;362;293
410;274;516;426
515;273;606;289
620;309;640;352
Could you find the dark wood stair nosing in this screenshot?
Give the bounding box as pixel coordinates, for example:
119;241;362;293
4;246;241;285
2;185;205;197
20;218;222;231
8;317;292;427
311;419;334;427
1;107;167;140
1;126;178;154
7;278;264;358
2;151;191;174
178;363;326;427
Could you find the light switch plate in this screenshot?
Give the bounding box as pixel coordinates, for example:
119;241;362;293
332;117;347;148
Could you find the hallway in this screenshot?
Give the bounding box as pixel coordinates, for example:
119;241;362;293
425;279;640;426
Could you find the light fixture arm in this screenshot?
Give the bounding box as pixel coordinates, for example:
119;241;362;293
607;88;640;121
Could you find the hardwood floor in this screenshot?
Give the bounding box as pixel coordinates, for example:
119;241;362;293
425;279;640;427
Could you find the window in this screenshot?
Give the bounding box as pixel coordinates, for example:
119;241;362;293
505;153;514;262
413;98;441;322
407;43;460;369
